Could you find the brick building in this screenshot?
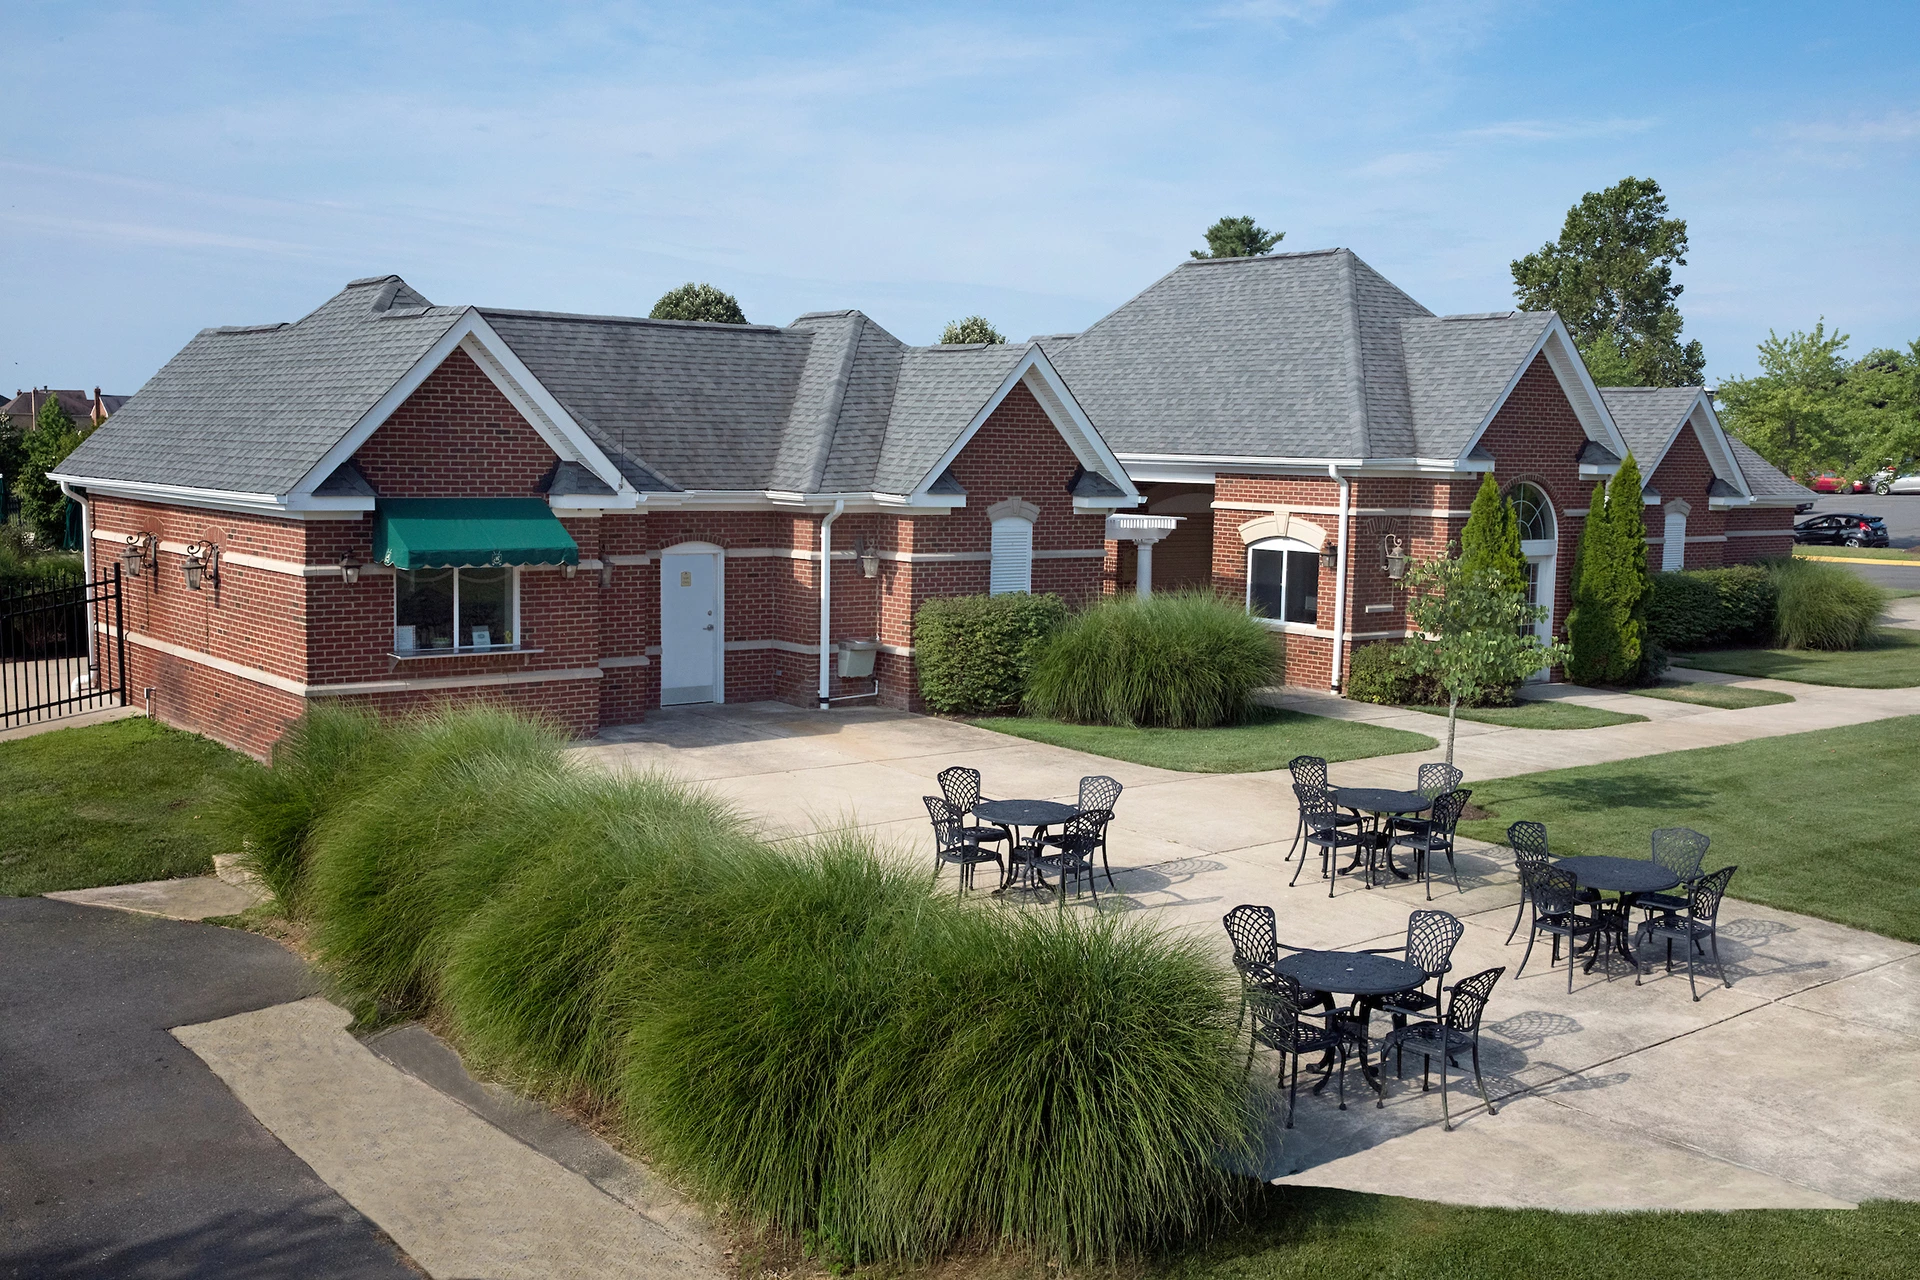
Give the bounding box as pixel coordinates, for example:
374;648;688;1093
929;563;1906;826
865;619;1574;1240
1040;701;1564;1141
1048;249;1812;690
51;276;1139;755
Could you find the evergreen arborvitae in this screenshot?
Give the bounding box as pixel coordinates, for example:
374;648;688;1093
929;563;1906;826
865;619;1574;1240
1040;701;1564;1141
1458;472;1527;595
1565;480;1618;684
1608;452;1651;678
1565;455;1652;685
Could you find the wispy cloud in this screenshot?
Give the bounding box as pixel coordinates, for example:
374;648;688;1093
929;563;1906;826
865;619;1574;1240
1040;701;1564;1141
1458;117;1657;142
1781;109;1920;146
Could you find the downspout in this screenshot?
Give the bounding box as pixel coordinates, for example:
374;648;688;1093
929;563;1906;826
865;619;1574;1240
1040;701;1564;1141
1328;464;1350;693
59;479;98;690
817;499;844;709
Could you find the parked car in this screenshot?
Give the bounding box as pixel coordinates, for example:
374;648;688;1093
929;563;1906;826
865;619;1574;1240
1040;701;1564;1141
1794;513;1891;547
1807;471;1851;493
1874;469;1920;495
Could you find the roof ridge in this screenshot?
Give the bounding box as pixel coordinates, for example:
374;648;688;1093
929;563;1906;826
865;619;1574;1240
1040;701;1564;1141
1338;249;1370;456
478;306;788;333
1178;246;1347;268
800;315;866;492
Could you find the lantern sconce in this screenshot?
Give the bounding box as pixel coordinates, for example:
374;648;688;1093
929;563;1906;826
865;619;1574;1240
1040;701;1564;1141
338;553;361;585
563;561;578;579
1318;541;1340;574
853;537;880;579
1381;533;1408;581
121;532;157;579
182;541;219;592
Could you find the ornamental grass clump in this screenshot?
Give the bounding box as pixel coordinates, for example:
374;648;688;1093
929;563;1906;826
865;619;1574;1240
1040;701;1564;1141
1024;591;1275;728
1768;556;1885;650
253;704;1252;1263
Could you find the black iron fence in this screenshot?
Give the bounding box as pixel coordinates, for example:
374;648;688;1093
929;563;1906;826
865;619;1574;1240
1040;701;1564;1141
1;565;127;729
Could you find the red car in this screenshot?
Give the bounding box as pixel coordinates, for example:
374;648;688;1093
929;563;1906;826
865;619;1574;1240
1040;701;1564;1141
1807;471;1867;493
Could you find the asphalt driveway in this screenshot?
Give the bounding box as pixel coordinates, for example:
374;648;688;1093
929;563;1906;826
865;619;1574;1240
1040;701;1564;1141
0;897;416;1279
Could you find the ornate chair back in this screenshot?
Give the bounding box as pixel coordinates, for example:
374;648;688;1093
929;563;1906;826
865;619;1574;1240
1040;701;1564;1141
1532;865;1584;917
1444;966;1505;1036
1288;755;1330;792
1077;774;1123;816
1222;904;1278;981
937;766;984;813
1687;865;1737;927
1428;789;1472;840
1651;827;1711;882
1405;909;1465;980
1416;762;1464;800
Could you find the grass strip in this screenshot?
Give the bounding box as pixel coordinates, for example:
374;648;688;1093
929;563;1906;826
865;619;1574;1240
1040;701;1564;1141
1672;627;1920;687
1793;546;1920;562
1628;681;1795;710
1403;701;1648;730
1457;714;1920;943
0;717;249;896
969;705;1434;773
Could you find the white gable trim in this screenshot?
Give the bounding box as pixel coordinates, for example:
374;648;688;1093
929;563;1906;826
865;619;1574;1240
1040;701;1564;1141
906;347;1142;508
1617;391;1752;502
287;310;641;508
1454;316;1630;469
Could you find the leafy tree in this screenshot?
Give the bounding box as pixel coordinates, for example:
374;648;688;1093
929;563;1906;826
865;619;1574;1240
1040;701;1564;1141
1565;453;1651;685
1190;215;1284;260
1715;323;1853;479
1512;177;1705;388
940;316;1005;345
1398;554;1567;766
17;395;87;544
0;412;25;518
1457;472;1526;595
649;283;747;325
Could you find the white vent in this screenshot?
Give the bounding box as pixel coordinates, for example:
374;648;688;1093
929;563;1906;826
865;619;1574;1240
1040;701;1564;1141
989;515;1034;595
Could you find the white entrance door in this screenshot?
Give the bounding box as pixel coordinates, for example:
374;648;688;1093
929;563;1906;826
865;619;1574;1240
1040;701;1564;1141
660;551;720;705
1523;553;1555;682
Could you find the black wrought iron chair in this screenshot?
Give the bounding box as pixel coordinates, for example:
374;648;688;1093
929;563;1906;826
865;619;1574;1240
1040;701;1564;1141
1372;909;1466;1030
922;796;1004;893
1639;827;1711;921
1021;809;1102;907
1393;762;1465;838
1378;966;1505;1130
936;765;1012;852
1285;755;1362;861
1249;972;1368;1127
1635;865;1737;1000
1517;865;1602;993
1504;821;1592;943
1289;785;1368;897
1391;788;1472;899
1043;775;1122;887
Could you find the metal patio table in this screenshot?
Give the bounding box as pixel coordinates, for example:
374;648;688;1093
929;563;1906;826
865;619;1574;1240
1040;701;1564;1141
973;798;1080;893
1553;855;1681;973
1272;948;1427;1094
1332;787;1432;884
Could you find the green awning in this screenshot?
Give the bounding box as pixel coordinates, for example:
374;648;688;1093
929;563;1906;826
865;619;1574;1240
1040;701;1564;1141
374;498;579;570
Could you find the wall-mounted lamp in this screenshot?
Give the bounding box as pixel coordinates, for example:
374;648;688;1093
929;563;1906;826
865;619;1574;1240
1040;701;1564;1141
338;553;361;585
121;532;156;579
563;562;578;579
853;537;879;579
1380;534;1407;580
182;541;219;591
1318;542;1340;574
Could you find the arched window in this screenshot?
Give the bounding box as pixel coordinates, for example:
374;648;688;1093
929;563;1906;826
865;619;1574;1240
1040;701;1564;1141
1507;482;1555;548
1246;536;1320;624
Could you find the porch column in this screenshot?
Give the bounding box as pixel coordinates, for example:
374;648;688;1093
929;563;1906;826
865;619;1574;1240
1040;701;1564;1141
1104;514;1180;598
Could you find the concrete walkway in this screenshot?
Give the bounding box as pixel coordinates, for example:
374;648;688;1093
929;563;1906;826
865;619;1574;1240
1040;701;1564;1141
572;688;1920;1213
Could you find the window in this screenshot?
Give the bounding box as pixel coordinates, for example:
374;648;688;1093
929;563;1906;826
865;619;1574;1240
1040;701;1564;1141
989;516;1033;595
395;567;516;652
1508;482;1555;546
1246;537;1320;624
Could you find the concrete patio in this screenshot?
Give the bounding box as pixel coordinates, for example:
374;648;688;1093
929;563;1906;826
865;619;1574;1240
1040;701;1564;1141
571;685;1920;1214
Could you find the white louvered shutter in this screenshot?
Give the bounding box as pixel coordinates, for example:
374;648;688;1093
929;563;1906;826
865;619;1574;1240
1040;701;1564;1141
989;516;1033;595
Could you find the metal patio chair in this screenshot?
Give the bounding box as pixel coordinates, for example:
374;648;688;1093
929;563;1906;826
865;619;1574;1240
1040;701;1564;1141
1378;966;1505;1130
1285;755;1362;860
921;795;1004;893
1516;865;1602;993
1289;785;1367;897
936;765;1011;851
1391;788;1472;899
1249;972;1368;1127
1635;865;1738;1000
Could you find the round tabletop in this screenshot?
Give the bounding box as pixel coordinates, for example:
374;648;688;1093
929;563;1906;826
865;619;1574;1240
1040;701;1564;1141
1333;787;1433;816
974;798;1079;826
1553;855;1681;895
1273;949;1425;997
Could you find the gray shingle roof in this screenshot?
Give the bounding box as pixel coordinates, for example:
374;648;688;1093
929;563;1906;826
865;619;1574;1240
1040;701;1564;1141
1726;436;1818;503
58;277;464;495
1597;387;1702;470
1046;249;1562;462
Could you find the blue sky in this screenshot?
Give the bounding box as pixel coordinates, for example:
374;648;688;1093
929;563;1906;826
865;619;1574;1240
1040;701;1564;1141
6;1;1918;394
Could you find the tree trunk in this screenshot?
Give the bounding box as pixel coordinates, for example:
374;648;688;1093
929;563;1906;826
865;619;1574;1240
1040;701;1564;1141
1446;694;1458;767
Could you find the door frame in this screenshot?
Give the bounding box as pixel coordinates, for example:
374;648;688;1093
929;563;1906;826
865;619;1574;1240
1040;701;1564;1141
658;541;726;705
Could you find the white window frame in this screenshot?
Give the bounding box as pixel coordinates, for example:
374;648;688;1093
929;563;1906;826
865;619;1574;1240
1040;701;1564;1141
393;566;521;654
1245;536;1321;627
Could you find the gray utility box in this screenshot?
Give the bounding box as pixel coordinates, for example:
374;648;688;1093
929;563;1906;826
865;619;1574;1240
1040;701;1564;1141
837;639;879;679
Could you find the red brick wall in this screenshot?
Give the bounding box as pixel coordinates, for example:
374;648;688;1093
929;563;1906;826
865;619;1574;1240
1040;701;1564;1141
352;348;558;497
1643;422;1727;569
1725;507;1795;562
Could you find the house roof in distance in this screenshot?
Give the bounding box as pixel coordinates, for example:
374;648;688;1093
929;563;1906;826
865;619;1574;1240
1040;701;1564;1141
1598;384;1812;505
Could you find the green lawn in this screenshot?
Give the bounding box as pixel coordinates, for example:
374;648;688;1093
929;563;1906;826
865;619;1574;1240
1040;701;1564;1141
968;706;1434;773
1793;544;1920;561
1672;627;1920;687
1457;714;1920;943
0;717;248;896
1628;680;1796;710
1405;701;1649;730
1159;1187;1920;1280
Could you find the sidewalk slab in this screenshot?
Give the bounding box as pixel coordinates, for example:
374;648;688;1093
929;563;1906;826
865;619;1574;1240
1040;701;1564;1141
46;874;266;921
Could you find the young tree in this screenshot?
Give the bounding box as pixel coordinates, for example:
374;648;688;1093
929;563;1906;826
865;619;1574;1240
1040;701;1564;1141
649;283;748;324
1190;215;1284;260
1457;472;1527;595
1399;555;1568;766
17;395;87;544
1512;177;1705;387
1715;322;1851;479
1565;453;1651;685
940;316;1005;345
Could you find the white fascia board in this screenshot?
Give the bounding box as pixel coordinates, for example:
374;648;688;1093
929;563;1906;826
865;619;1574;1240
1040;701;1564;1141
286;310;640;508
1689;395;1754;498
47;471;373;519
1115;453;1476;483
1072;498;1137;513
1454;316;1631;469
633;490;960;515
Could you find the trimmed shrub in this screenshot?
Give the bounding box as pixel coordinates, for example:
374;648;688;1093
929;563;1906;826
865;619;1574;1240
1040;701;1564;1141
253;705;1251;1263
914;592;1068;715
1024;591;1275;728
1647;565;1775;651
1343;640;1514;708
0;524;82;596
1769;557;1885;650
